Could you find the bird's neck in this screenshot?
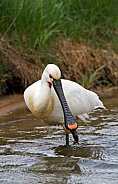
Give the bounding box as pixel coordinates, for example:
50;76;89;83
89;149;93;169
29;82;54;119
35;81;51;111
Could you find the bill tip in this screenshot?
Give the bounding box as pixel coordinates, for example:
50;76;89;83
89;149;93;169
67;122;78;130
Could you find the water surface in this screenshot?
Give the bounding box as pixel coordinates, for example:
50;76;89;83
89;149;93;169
0;95;118;184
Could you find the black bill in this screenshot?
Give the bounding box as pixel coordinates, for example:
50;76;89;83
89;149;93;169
53;79;78;143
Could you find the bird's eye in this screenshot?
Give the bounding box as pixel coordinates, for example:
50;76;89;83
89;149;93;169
49;74;53;78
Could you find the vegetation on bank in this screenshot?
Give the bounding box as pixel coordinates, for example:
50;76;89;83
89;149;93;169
0;0;118;95
1;0;118;51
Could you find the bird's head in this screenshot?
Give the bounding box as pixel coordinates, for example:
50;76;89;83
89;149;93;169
42;64;61;88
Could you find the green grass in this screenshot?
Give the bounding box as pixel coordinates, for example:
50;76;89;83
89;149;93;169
0;0;118;51
81;64;108;89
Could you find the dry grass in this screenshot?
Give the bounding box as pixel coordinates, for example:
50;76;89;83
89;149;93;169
49;37;118;89
0;35;118;95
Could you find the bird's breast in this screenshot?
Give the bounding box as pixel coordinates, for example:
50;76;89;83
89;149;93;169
28;95;55;119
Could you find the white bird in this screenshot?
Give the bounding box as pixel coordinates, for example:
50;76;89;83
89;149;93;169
24;64;105;145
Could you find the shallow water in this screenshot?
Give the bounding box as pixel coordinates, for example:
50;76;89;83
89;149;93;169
0;95;118;184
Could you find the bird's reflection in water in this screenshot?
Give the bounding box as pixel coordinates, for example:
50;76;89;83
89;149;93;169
54;144;103;159
52;144;103;174
42;151;81;174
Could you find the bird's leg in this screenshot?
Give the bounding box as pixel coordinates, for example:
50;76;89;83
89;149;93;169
61;124;69;145
66;133;69;145
62;124;79;145
61;124;70;145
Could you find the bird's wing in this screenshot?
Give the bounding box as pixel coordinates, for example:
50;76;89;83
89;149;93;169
61;79;105;116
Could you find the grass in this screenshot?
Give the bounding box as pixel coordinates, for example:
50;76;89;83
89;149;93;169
0;0;118;95
81;64;108;89
0;0;118;52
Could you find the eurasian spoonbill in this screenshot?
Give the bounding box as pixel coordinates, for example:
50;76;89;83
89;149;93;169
24;64;105;145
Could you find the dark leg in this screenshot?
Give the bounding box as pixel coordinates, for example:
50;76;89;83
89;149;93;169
66;133;69;145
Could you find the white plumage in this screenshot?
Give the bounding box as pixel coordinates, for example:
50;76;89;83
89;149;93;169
24;64;105;126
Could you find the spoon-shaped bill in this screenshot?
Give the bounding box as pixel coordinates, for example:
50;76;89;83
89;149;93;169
53;79;78;143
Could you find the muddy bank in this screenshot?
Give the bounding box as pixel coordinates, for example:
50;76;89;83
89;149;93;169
0;94;26;118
